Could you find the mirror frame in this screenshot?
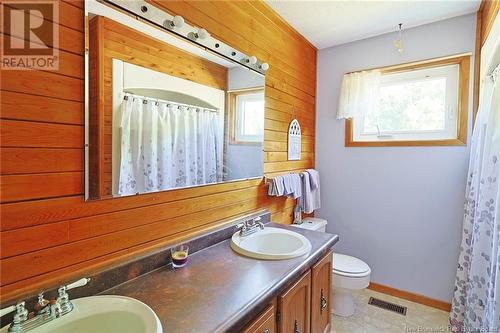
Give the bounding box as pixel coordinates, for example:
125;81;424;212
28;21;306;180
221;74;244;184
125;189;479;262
84;0;268;201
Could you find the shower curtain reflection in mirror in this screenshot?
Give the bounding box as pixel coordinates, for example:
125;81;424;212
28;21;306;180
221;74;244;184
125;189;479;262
118;94;223;195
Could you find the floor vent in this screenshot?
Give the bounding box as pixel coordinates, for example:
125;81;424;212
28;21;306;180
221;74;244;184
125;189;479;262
368;297;407;316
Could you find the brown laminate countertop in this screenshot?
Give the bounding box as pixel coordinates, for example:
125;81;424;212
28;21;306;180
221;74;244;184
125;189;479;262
105;224;339;333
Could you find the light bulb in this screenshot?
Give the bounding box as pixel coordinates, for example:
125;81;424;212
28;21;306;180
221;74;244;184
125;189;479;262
247;56;257;65
172;15;184;28
394;39;403;54
196;28;209;39
260;62;269;71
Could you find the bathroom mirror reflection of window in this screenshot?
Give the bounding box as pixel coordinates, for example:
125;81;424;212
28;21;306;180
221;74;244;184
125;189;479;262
85;5;265;200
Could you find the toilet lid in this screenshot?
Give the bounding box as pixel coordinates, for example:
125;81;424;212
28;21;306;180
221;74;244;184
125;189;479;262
333;253;370;274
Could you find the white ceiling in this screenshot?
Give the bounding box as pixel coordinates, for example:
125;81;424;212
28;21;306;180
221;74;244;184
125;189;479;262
265;0;481;49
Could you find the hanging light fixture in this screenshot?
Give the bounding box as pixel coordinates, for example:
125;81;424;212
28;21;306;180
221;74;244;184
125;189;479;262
394;23;404;54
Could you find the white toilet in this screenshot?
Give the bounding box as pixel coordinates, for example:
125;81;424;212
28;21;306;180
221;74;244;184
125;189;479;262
291;217;371;317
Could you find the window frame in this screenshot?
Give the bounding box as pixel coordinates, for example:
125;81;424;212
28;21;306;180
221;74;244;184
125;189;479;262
345;54;470;147
228;88;265;145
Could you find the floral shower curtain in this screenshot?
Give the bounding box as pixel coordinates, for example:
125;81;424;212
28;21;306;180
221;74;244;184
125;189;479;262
118;95;223;195
450;63;499;332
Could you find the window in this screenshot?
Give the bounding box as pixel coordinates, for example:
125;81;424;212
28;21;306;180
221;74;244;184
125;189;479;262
229;89;264;144
346;55;470;146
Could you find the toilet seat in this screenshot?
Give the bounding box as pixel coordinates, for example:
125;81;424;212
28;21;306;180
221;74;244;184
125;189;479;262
332;253;371;290
332;253;370;276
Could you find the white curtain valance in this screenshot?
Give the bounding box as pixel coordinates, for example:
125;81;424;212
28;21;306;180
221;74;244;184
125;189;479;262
337;70;382;120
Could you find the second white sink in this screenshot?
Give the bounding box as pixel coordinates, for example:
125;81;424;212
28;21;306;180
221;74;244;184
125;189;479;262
230;227;312;260
0;296;162;333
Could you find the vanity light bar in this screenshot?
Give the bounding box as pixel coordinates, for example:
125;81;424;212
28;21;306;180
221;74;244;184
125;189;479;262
103;0;269;75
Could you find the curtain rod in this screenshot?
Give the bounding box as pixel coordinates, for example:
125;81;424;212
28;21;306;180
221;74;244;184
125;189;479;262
344;52;472;75
123;93;219;113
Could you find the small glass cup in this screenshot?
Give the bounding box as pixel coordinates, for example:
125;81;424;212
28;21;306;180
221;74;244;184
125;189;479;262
171;244;189;268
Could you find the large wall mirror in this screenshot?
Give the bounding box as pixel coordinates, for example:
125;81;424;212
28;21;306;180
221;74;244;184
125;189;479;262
85;1;266;200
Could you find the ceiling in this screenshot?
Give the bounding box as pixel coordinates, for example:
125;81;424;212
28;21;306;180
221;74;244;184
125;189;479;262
265;0;481;49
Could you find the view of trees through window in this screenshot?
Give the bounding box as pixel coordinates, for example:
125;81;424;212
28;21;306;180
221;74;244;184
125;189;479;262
363;77;447;133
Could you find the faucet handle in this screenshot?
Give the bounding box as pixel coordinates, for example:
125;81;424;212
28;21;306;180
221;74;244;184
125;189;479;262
0;303;18;317
57;277;90;315
66;277;90;291
34;293;50;315
0;302;28;325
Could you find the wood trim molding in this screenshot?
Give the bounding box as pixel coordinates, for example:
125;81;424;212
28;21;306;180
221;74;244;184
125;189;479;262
345;54;470;147
473;0;499;122
368;282;452;312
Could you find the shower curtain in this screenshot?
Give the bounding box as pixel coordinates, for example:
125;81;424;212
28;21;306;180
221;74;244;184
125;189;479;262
450;63;499;332
118;95;223;195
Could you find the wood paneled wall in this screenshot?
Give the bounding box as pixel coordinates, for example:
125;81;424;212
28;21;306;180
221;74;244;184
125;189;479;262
0;0;317;303
88;16;228;198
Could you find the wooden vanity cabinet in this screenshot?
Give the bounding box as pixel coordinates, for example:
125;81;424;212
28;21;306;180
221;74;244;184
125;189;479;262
310;251;333;333
278;271;311;333
242;303;276;333
242;251;332;333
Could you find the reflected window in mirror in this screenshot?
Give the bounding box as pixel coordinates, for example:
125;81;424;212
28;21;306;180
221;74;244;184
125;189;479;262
230;89;265;144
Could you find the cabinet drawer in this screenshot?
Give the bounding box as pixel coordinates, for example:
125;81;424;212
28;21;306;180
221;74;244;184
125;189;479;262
242;303;276;333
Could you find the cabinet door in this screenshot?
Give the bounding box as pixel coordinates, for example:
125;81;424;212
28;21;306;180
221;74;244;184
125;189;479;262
242;303;276;333
278;271;311;333
311;251;333;333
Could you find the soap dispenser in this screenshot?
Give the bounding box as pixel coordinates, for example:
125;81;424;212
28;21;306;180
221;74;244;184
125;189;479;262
293;203;303;225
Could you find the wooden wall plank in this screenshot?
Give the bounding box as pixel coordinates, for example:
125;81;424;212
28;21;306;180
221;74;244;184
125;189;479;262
0;148;83;174
1;91;83;125
1;178;263;231
1;71;83;102
0;0;316;302
1;120;83;148
0;172;83;203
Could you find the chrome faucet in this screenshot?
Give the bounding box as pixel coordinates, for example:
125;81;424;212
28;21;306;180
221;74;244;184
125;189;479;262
0;277;90;333
237;216;265;237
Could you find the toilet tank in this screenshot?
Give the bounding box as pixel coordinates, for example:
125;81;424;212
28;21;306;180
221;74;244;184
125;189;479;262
292;217;328;232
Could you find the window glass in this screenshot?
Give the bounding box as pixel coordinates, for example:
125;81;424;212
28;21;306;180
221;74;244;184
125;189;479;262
234;91;264;143
353;64;459;142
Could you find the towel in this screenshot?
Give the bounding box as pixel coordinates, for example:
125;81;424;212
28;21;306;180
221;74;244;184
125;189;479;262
283;174;293;196
289;173;302;199
268;176;285;196
268;174;303;199
307;169;320;190
301;169;321;213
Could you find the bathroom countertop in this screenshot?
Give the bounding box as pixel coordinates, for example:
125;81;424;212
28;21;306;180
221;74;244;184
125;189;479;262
105;223;339;333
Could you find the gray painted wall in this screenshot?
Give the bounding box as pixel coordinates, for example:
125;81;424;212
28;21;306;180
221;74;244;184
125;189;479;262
316;14;476;302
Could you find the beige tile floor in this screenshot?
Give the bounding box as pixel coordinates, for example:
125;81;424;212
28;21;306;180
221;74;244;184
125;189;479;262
331;289;450;333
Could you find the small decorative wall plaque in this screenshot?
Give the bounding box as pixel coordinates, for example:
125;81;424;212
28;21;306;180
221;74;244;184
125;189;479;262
288;118;301;161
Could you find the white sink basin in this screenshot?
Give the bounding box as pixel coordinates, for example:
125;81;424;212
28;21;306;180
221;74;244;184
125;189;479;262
1;296;162;333
231;227;312;260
